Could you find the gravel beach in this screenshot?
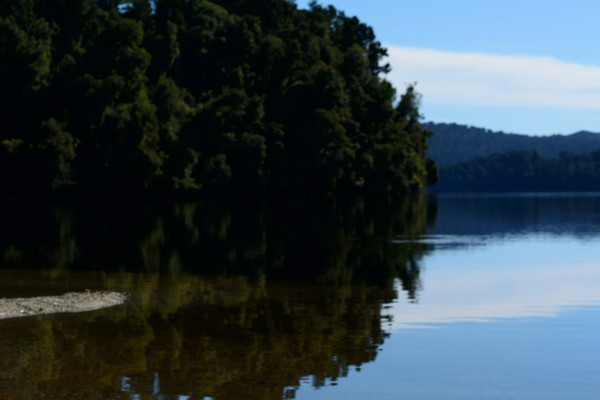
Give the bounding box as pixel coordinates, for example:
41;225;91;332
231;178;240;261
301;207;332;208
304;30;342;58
0;291;127;319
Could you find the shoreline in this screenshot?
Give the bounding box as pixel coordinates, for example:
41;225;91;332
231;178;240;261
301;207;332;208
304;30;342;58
0;291;127;320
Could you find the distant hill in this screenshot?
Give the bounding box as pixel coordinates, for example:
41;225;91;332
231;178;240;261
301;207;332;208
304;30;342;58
425;122;600;166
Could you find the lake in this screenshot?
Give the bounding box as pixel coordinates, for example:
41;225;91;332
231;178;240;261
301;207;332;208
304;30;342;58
0;193;599;399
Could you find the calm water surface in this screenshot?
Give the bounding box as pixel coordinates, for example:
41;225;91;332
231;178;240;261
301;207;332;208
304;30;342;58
0;194;599;399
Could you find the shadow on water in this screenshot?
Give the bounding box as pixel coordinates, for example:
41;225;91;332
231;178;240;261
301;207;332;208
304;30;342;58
0;195;438;293
0;195;437;399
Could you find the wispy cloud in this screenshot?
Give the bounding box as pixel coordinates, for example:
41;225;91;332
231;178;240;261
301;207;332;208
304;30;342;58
385;46;600;110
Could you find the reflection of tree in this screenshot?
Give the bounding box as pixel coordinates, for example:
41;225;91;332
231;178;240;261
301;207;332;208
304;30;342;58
0;273;391;400
0;196;436;298
0;196;437;398
431;194;600;238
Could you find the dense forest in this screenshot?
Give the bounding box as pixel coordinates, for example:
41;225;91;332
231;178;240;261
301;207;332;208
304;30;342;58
426;122;600;166
0;0;438;197
433;149;600;192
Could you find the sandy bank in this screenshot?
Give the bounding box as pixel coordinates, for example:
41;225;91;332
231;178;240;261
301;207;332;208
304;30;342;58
0;291;127;320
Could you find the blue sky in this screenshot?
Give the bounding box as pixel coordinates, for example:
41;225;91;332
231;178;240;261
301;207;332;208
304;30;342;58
296;0;600;136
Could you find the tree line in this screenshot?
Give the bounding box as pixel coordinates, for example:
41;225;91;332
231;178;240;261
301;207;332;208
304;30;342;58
0;0;438;197
433;149;600;192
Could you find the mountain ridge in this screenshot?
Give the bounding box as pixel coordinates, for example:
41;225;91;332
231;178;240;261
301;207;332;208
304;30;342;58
425;122;600;166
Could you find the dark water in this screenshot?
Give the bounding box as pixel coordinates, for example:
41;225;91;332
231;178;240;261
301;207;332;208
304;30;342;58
0;194;599;399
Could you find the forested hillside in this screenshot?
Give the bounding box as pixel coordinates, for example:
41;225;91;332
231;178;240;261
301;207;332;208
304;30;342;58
426;122;600;166
0;0;438;197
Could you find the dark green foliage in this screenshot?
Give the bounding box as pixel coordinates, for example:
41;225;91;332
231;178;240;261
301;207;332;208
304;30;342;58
434;149;600;192
0;0;435;196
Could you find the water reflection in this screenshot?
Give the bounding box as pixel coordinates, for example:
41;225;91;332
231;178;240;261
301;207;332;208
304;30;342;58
431;192;600;238
0;195;435;399
388;237;600;330
0;196;436;291
385;193;600;330
0;271;390;399
3;193;600;399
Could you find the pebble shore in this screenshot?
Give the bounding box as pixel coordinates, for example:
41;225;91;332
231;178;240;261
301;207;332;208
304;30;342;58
0;291;127;319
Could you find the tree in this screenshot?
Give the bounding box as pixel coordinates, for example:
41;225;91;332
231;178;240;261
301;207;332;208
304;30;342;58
0;0;437;196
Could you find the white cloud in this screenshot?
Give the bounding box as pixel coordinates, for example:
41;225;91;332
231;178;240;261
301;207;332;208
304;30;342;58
385;46;600;110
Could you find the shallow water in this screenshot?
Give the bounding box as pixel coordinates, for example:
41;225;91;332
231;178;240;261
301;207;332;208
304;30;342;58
0;193;599;399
